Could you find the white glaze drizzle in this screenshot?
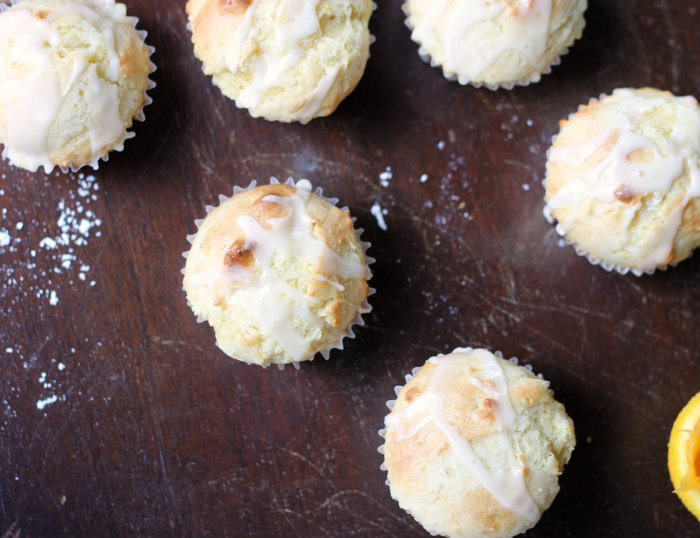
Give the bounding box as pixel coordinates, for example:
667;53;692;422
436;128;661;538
548;89;700;269
62;56;89;98
225;0;261;71
385;348;540;523
244;183;370;280
0;1;129;172
412;0;552;82
228;0;339;121
190;180;370;362
286;64;339;123
314;273;346;291
187;263;252;290
1;10;63;171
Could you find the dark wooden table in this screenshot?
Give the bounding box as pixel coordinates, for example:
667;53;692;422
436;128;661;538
1;1;699;536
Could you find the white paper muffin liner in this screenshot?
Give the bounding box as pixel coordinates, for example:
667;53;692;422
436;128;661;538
401;2;582;91
377;347;530;486
0;1;156;174
541;203;669;277
541;91;677;277
182;176;375;370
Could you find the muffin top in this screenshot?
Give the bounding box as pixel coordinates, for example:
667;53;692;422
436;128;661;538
186;0;373;122
0;0;152;172
404;0;587;87
183;180;371;366
383;348;575;538
544;87;700;274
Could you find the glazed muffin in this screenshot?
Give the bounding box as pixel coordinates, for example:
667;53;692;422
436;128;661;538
403;0;587;88
381;347;575;538
544;88;700;275
0;0;154;172
186;0;373;123
183;179;372;367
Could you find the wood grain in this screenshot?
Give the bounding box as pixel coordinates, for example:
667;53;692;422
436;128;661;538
0;0;699;536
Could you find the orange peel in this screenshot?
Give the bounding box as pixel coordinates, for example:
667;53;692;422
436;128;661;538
668;391;700;521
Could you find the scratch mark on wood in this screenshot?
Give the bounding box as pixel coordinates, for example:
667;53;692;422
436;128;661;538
32;333;54;357
1;522;20;538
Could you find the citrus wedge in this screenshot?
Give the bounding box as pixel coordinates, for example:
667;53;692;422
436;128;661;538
668;391;700;521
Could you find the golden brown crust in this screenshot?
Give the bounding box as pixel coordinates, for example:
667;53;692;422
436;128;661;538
223;239;255;268
221;0;253;14
187;0;247;48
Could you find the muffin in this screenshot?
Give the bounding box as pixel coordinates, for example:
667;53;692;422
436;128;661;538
0;0;154;173
403;0;587;89
544;88;700;275
381;347;575;538
183;178;372;367
186;0;373;123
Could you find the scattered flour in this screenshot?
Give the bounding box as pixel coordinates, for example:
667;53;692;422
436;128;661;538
33;360;70;410
2;347;79;413
1;173;103;412
39;237;57;249
1;173;102;308
36;395;58;410
370;202;388;231
411;135;473;230
379;166;393;188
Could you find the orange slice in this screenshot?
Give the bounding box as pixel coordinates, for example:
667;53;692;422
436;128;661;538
668;391;700;521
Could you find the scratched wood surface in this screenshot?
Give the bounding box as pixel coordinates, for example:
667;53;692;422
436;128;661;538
0;1;699;537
